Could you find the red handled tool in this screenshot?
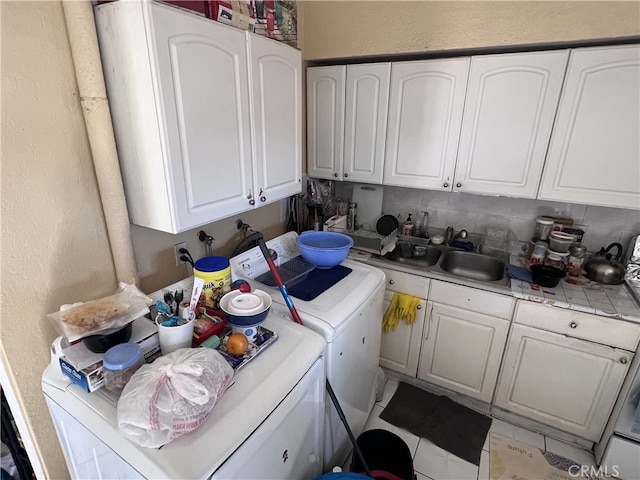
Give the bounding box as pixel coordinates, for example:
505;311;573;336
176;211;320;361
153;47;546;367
257;238;303;325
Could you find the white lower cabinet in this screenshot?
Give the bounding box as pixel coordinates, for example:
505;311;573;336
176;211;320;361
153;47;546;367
378;268;429;377
417;302;510;403
380;290;427;376
494;302;637;442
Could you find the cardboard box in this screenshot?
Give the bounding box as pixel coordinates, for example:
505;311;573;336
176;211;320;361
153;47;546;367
59;318;161;392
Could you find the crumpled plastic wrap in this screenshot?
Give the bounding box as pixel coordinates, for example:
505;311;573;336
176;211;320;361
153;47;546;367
47;282;152;342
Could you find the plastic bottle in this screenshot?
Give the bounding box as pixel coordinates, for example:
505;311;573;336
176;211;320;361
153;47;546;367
417;211;429;238
401;214;415;236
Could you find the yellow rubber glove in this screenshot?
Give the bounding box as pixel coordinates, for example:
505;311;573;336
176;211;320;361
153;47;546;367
397;293;421;325
382;293;400;333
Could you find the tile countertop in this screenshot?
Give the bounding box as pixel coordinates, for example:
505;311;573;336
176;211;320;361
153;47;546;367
509;250;640;324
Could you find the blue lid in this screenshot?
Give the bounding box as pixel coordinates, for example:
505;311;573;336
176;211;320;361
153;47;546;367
103;342;142;370
194;256;230;272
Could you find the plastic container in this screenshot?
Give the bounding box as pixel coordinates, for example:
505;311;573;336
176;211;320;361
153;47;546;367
533;216;554;242
103;342;143;395
220;289;272;327
529;241;548;265
549;231;576;253
295;231;354;269
254;256;315;288
193;256;232;309
544;249;570;271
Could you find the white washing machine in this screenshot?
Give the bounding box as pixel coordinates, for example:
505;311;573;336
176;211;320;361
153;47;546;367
229;231;385;470
42;303;327;479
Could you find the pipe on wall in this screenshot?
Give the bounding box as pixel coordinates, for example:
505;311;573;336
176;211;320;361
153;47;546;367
62;0;138;285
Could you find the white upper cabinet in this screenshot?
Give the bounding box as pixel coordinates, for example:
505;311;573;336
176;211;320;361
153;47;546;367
307;66;345;180
343;64;390;183
538;45;640;209
307;64;390;183
249;35;302;208
384;58;470;190
454;51;569;197
94;1;301;234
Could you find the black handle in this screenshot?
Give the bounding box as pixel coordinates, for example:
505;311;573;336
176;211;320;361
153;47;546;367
604;242;623;261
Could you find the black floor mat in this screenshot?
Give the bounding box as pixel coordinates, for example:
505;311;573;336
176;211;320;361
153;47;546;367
379;382;492;466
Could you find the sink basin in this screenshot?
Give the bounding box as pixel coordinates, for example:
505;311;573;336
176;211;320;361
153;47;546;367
439;251;505;282
386;245;442;268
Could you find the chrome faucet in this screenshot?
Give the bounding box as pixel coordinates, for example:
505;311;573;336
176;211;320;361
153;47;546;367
446;227;468;245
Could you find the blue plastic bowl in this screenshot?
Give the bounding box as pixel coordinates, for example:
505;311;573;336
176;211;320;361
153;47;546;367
295;231;354;269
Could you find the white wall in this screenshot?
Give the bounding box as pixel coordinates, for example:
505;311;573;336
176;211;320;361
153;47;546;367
1;2;115;478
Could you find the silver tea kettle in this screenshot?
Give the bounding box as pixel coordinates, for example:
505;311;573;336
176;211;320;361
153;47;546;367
583;242;626;284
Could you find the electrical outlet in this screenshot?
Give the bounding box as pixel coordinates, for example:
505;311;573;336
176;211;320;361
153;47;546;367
174;241;187;266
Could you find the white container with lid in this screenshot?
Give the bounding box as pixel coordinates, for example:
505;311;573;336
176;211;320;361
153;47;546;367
103;342;144;395
533;216;554;241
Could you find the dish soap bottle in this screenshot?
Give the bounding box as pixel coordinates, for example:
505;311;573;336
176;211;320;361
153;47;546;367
417;211;429;238
401;214;415;236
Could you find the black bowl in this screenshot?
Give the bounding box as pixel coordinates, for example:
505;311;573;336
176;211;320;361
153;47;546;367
82;322;133;353
530;265;566;287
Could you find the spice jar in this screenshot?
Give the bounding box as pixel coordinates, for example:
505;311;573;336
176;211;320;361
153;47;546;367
103;342;143;395
567;243;587;277
529;241;548;265
544;249;569;271
532;216;554;242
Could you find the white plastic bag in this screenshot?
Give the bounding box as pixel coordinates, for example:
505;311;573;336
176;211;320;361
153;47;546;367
117;348;234;448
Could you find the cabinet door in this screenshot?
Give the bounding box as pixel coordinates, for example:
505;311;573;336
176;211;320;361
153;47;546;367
307;66;345;180
538;45;640;209
418;302;509;402
454;51;568;198
384;58;470;190
380;290;427;377
343;63;391;184
151;3;254;231
494;324;632;441
249;35;302;207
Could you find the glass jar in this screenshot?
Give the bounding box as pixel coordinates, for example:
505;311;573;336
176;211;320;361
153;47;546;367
532;216;554;242
567;243;587;277
103;342;143;395
544;249;569;271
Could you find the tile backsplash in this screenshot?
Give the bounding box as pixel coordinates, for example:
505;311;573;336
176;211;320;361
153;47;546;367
335;182;640;256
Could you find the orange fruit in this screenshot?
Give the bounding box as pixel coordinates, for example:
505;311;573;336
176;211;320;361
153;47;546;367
226;333;249;356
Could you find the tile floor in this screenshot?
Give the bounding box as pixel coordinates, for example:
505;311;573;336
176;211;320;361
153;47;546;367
352;378;597;480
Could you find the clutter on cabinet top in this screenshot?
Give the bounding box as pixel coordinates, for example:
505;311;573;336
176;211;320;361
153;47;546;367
156;0;298;47
47;283;152;342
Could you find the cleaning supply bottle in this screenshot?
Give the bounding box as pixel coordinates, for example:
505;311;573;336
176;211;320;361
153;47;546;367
401;214;415;236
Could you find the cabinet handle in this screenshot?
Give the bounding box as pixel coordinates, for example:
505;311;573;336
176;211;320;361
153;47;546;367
456;182;462;188
569;322;578;328
249;199;255;206
416;304;421;310
443;183;449;188
344;173;348;178
389;280;394;285
260;196;266;202
334;173;338;178
620;357;628;364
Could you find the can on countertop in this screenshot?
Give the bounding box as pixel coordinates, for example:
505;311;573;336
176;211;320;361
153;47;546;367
193;256;231;310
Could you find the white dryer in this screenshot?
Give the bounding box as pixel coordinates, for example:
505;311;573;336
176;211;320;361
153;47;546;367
42;304;327;479
230;231;385;470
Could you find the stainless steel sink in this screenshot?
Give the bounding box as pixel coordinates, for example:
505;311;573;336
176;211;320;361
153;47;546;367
385;245;442;267
439;251;505;282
